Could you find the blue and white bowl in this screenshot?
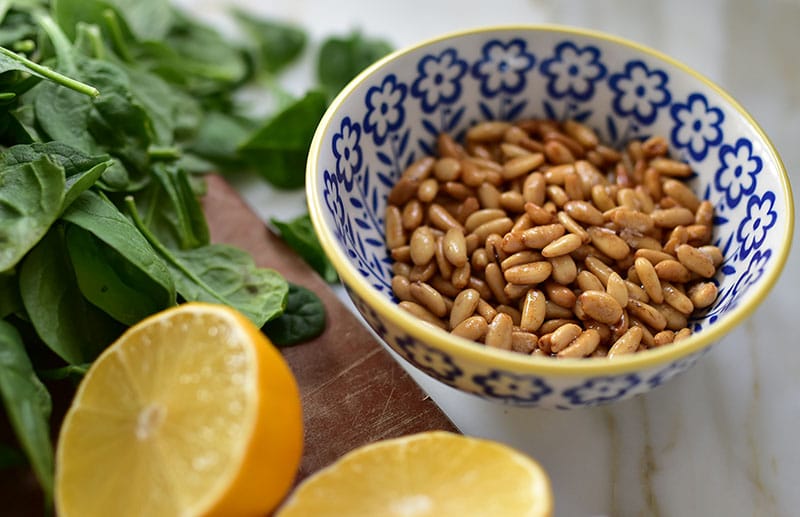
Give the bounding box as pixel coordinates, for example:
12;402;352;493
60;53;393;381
306;26;794;409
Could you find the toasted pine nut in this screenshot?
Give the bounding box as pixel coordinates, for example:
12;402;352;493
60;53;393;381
442;181;473;200
676;244;716;278
511;331;538;354
437;132;463;158
451;315;488;340
392;248;412;266
391;275;413;302
564;200;604;226
653;330;675;346
563;120;599;149
519;289;546;332
409;226;436;265
661;282;694;315
451;263;471;289
520;224;566;249
503;261;553;285
591;184;616;212
416;178;438;203
523;172;547;205
544;280;577;308
434;237;453;280
674;328;692;341
663;179;700;212
386;206;405;249
579;290;624;325
611;208;654;233
588;227;630;260
634;249;673;265
654;259;692;283
584;256;614;285
656;303;688;330
484;263;511;305
401;199;424;230
500;191;526;213
430;276;460;298
449;288;480;329
606;272;629;309
443;228;467;267
500;250;543;271
650;157;692;177
576;270;604;293
556;211;590;242
471;217;514;243
616;187;639;210
398;301;446;329
542;233;583;258
549;254;578;284
699;245;724;267
608;326;644;357
564;173;584;201
467;121;511;142
544;139;575;164
485;313;514;350
558;329;601;358
503;153;545;180
651;207;696;228
549;323;583;353
388;177;419;205
627;299;667;331
634;257;664;304
464;208;505;232
433;157;461;181
427;203;463;232
688;282;718;309
401;156;435;181
409;281;447;318
695;200;714;226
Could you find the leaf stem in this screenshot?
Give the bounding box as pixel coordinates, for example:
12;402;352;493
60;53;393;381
102;9;133;63
0;47;98;98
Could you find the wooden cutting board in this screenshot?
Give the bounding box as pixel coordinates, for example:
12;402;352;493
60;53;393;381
0;175;456;516
201;175;458;483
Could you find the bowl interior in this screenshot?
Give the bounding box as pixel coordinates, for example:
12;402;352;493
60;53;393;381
308;26;793;371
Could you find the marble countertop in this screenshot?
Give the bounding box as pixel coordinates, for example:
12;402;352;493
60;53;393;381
180;1;799;515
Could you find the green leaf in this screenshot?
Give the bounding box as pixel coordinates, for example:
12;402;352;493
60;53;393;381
0;45;98;97
36;362;89;382
135;163;209;250
168;244;288;328
238;90;327;189
263;283;325;346
231;11;306;75
186;110;253;169
65;225;172;325
0;155;65;272
60;190;176;307
271;213;338;283
0;272;22;318
0;319;53;500
0;142;113;210
317;31;392;98
19;225;123;364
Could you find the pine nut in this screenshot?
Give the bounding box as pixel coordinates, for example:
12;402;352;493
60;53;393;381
449;288;481;328
399;301;447;329
391;275;413;302
464;208;506;232
549;254;578;284
409;226;436;265
651;207;696;228
661;282;694;315
443;228;467;267
386;206;405;249
451;315;488;340
451;263;471;289
467;121;512;142
591;184;617;212
550;323;583;353
503;153;545;180
654;259;692;283
520;289;546;332
627;299;667;331
563;120;599;149
523;172;547;205
579;290;624;325
588;227;630;260
544;139;575;164
606;272;629;309
471;217;514;243
503;261;553;285
611;208;654;233
663;179;700;212
409;281;448;318
556;211;590;242
688;282;718;309
634;257;663;304
564;200;605;226
650;157;692;177
520;223;566;249
544;280;577;308
485;313;514;350
542;233;583;258
558;329;601;358
608;326;643;358
511;331;538;354
434;157;461;181
676;244;716;278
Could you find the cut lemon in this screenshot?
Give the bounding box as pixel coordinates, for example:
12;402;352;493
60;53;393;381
54;302;303;517
276;431;553;517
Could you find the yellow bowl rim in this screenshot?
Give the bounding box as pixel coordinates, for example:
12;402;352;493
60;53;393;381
306;24;794;377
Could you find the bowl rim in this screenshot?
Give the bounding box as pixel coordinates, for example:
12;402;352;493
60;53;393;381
306;24;795;377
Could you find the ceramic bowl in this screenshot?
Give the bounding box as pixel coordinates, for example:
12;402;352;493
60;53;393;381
306;26;793;409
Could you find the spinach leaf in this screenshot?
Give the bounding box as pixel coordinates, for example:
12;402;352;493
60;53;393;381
263;283;325;346
238;90;326;189
65;225;171;326
0;155;65;272
167;244;288;328
36;363;89;382
0;319;53;500
0;45;98;97
231;11;306;75
0;141;113;210
186;110;253;169
135;163;209;250
0;272;22;318
60;190;176;307
19;225;123;364
271;213;338;283
317;31;392;99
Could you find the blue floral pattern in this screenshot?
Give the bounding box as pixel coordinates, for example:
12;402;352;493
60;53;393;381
714;138;762;209
364;74;407;146
472;371;552;404
541;41;606;101
670;93;724;161
609;60;670;125
313;30;788;408
563;375;641;406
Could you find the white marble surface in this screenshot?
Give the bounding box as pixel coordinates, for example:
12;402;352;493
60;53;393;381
180;1;800;515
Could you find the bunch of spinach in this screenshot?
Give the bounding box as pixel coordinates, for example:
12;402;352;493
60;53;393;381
0;0;392;504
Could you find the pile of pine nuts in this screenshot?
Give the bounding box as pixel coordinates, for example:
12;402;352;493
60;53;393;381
385;118;721;358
